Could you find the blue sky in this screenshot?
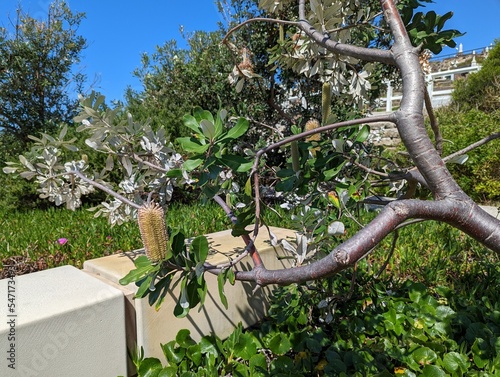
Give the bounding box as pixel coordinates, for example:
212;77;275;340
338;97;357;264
1;1;499;102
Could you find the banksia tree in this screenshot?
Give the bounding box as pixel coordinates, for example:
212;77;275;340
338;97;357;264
137;202;168;264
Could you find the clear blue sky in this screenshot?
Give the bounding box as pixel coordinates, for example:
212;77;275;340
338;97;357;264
1;1;499;102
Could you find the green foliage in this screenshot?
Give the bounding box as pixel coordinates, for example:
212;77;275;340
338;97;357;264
0;1;86;150
400;1;464;54
133;277;499;376
436;108;500;202
452;41;500;112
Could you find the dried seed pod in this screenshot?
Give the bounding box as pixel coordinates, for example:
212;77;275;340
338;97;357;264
137;202;168;264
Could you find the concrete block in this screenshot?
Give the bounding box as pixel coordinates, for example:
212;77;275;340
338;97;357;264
0;265;127;377
84;226;295;364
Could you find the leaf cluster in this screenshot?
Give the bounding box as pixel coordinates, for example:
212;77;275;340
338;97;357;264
119;230;211;317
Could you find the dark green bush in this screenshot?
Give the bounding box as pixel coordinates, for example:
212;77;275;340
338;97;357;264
452;40;500;112
437;108;500;202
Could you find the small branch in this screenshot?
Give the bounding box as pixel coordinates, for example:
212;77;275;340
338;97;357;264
327;11;385;34
132;153;168;173
424;86;442;155
68;170;141;210
212;195;264;269
348;156;390;178
374;230;399;278
255;113;395;160
222;17;299;44
443;132;500;163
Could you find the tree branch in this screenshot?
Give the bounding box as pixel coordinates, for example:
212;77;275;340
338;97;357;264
424;86;443;155
298;0;394;65
443;132;500;163
68;170;142;210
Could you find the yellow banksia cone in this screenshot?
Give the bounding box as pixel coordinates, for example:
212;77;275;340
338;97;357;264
137;202;168;264
305;119;321;142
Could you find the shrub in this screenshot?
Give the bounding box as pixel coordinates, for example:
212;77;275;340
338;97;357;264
436;108;500;202
452;40;500;112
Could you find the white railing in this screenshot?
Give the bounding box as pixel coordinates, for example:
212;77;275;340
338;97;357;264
380;64;482;112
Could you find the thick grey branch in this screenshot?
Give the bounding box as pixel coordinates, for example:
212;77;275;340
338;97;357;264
298;0;394;65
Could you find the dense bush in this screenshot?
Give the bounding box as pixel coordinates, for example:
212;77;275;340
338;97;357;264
437;108;500;202
452;40;500;112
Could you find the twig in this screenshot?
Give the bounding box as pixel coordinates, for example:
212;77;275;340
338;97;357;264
67;170;141;210
443;132;500;163
212;195;264;269
375;229;399;278
222;17;299;44
424;86;442;155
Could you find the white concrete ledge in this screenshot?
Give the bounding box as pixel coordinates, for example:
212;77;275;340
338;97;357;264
0;265;127;376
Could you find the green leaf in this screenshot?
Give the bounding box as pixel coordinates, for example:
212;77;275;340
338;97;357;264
137;357;163;377
420;365;447;377
217;271;229;309
182;114;202;134
412;347;437;365
177;137;210;154
218;154;252;172
233;333;258;361
182;159;203;172
176;329;196;348
199;336;220;359
249;353;267;377
194;108;215;124
442;352;469;373
355;125;370;143
267;333;292;355
436;11;453;32
162;341;186;364
166;168;184;178
220;117;249;141
136;275;154;298
245;177;252;197
119;264;156;285
408;282;427;303
186;344;202;366
190;236;209;263
135;255;153;268
149;273;173;311
200;119;216;140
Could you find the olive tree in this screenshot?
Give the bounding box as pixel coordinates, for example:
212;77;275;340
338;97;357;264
0;1;86;148
4;0;499;315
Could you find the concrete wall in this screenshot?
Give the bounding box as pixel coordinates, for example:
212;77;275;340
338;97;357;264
0;226;295;376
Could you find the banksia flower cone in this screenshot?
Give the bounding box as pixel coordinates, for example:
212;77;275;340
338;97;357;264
138;202;168;264
305;119;321;142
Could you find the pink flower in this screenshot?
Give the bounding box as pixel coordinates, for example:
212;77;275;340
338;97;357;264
57;238;68;246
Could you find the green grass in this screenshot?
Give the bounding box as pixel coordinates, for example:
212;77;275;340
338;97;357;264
0;201;292;272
